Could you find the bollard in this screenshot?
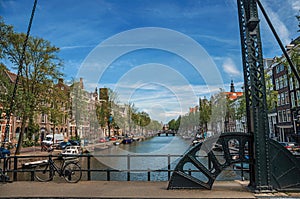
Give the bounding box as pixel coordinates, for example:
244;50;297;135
127;154;130;181
87;155;91;181
147;168;151;181
13;156;17;181
107;169;110;181
31;170;35;181
241;162;244;181
167;154;171;180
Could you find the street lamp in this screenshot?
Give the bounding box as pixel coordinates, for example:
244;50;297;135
108;114;113;138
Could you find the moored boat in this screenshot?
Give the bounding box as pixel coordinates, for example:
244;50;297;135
122;137;133;144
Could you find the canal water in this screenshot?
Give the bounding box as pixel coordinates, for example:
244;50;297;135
15;135;247;181
85;135;246;181
87;135;191;181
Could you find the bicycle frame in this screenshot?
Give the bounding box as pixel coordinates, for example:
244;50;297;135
46;156;65;177
42;155;77;177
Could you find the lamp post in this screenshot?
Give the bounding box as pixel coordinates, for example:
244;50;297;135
108;114;113;138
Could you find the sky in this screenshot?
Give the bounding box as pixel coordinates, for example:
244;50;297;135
1;0;300;124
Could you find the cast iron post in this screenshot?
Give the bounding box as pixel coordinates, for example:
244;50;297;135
237;0;272;192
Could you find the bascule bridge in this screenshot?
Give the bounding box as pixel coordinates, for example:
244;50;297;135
168;0;300;192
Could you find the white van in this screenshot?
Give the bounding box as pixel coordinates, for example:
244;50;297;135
42;133;64;146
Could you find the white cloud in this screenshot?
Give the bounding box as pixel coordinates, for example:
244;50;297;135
289;0;300;11
264;7;290;45
222;58;241;77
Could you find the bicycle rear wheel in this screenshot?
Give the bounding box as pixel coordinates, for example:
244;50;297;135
34;163;53;182
63;162;82;183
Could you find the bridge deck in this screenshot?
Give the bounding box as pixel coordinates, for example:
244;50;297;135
2;180;299;198
1;180;255;198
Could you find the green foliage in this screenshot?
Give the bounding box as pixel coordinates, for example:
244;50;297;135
131;111;151;127
1;18;64;154
199;98;211;129
22;138;35;147
235;94;246;120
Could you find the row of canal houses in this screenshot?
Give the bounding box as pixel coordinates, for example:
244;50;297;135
0;68;116;145
268;37;300;143
190;37;300;144
233;37;300;144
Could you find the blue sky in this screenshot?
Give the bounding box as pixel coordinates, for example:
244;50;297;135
1;0;300;123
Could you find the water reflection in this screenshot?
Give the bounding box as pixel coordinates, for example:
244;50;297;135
90;136;190;172
16;135;248;181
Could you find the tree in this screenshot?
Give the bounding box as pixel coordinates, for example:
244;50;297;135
199;98;211;131
168;119;176;131
0;18;14;59
2;31;63;154
235;94;246;121
131;111;151;134
210;89;227;133
265;72;278;111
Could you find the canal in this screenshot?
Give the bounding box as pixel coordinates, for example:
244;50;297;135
85;135;246;181
12;135;247;181
86;135;191;181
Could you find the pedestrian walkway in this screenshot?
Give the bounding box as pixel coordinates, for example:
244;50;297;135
1;180;257;199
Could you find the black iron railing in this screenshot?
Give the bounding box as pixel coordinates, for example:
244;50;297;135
3;153;295;182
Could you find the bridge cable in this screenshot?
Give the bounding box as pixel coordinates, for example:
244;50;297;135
3;0;38;147
256;0;300;83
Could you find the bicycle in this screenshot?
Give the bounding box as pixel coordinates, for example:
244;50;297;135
34;154;82;183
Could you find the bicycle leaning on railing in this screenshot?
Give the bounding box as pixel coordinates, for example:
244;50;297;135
34;154;82;183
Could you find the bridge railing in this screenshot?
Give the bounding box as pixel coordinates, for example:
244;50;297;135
0;153;263;182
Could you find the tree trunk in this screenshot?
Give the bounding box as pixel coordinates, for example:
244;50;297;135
15;115;28;155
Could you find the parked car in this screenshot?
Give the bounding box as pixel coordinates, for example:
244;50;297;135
279;142;299;152
109;136;117;141
99;138;106;143
56;141;72;150
291;143;300;152
66;145;82;152
61;145;82;155
68;139;80;146
42;133;64;147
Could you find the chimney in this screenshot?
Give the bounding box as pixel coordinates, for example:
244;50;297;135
58;78;63;84
80;78;84;89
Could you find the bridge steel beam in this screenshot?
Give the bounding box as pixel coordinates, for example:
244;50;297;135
237;0;272;192
168;133;300;191
168;0;300;192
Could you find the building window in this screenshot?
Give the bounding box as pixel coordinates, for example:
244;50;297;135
286;109;291;122
277;94;281;106
296;79;299;89
285;91;289;104
278;110;282;123
282;110;287;122
279;76;283;89
297;90;300;106
291;92;296;108
283;74;288;87
276;78;279;90
276;64;284;74
290;77;294;90
281;93;285;105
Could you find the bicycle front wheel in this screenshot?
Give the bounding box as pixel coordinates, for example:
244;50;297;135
63;162;82;183
34;163;53;182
